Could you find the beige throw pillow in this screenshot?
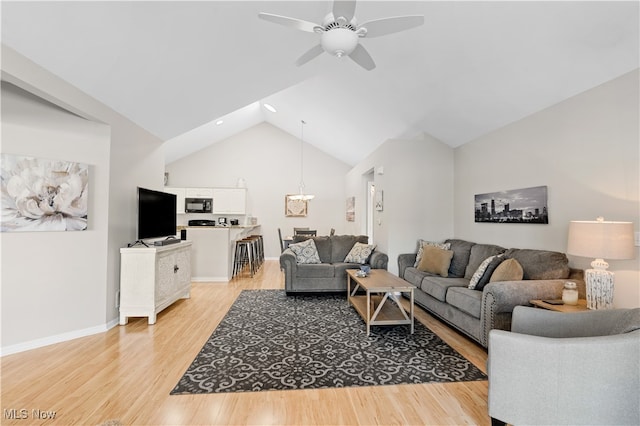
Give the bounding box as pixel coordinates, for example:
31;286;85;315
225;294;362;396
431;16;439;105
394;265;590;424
417;246;454;277
414;240;451;267
489;258;524;282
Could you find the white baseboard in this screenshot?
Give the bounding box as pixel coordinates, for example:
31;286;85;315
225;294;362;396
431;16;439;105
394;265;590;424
1;319;119;357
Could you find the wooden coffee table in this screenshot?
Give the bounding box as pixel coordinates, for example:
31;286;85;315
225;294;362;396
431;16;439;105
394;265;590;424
346;269;414;336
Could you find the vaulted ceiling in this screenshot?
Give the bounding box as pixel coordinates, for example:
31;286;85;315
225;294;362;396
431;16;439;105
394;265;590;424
2;1;638;166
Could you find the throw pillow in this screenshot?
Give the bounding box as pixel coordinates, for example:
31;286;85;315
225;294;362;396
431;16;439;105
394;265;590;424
344;242;376;264
416;246;454;277
288;238;321;264
414;240;451;267
474;255;506;291
468;254;500;289
489;258;524;282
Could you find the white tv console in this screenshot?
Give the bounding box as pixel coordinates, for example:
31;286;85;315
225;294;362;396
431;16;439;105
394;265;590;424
119;241;192;325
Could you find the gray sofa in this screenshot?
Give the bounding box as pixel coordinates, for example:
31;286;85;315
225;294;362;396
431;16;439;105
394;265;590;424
398;239;584;347
281;234;389;294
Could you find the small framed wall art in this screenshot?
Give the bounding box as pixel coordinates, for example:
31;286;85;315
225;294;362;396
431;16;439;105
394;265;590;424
346;196;355;222
375;190;383;211
285;195;307;217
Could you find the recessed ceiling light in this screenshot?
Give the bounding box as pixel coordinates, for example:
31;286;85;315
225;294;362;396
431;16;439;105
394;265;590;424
215;119;224;125
263;103;277;113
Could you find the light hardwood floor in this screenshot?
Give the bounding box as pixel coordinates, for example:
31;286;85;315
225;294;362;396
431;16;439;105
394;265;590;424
1;260;489;425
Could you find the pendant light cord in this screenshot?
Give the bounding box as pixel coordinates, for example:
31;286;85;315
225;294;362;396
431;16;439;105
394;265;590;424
300;120;306;192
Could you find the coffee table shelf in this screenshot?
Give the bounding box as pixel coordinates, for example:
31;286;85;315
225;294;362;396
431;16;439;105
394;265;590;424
350;294;410;323
347;269;414;336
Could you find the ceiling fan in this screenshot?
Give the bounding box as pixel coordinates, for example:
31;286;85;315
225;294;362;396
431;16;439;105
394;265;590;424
258;0;424;71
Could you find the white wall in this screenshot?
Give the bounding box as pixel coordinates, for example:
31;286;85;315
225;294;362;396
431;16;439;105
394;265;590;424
1;82;110;348
165;122;351;258
1;46;165;354
454;69;640;308
346;134;455;274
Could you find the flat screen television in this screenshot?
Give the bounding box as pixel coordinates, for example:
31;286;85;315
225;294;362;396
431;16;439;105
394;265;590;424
137;187;177;241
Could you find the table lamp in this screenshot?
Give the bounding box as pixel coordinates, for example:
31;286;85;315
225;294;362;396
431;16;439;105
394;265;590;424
567;217;635;309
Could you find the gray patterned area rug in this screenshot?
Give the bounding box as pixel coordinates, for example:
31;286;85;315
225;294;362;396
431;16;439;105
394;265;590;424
171;290;486;394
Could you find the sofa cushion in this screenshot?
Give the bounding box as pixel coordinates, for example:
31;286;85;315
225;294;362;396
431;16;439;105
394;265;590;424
403;267;433;288
289;239;321;264
295;263;335;278
334;262;362;281
344;242;375;264
445;239;476;278
330;235;368;263
414;239;451;267
502;248;570;280
417;246;454;277
490;258;524;282
421;276;469;302
468;254;503;289
446;287;483;319
464;244;506;279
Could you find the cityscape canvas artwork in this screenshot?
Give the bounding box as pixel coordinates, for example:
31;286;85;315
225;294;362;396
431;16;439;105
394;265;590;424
475;185;548;224
1;154;89;232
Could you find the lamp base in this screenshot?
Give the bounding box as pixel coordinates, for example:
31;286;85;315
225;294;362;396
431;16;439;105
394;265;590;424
584;268;614;309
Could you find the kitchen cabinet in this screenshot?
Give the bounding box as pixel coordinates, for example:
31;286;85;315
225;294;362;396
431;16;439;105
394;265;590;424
213;188;246;214
164;187;245;215
164;187;186;214
119;241;192;325
186;187;214;198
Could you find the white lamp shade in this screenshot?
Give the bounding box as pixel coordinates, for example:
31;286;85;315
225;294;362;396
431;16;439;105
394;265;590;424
567;220;635;260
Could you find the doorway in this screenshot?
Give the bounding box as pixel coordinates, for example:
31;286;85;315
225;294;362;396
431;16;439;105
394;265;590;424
365;171;375;244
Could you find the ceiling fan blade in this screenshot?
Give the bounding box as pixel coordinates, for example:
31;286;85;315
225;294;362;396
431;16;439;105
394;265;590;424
348;44;376;70
258;12;320;33
332;0;357;21
295;45;325;67
359;15;424;38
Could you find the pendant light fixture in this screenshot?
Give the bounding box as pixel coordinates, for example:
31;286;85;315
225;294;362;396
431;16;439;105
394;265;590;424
289;120;315;201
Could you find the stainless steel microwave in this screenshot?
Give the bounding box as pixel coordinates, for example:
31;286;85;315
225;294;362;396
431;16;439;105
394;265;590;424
185;197;212;213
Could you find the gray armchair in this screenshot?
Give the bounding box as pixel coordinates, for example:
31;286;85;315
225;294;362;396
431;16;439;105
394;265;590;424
488;306;640;426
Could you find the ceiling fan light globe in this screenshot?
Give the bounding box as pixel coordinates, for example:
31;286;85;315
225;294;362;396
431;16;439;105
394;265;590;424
321;28;358;57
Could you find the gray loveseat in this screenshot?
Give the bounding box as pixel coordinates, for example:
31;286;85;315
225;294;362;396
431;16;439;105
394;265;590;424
489;306;640;425
281;234;388;294
398;239;584;347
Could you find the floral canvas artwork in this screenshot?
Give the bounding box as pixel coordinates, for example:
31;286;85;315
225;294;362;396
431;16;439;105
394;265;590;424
1;154;89;232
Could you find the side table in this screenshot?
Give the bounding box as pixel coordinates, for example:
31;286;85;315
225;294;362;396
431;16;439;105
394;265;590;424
530;299;589;313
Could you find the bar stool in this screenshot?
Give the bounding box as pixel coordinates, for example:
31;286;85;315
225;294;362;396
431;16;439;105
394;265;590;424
233;239;254;278
253;234;264;267
246;235;262;272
